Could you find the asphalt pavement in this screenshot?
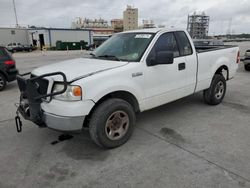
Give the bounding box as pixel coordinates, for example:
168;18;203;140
0;50;250;188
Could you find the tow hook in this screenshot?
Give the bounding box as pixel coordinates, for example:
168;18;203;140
15;111;22;133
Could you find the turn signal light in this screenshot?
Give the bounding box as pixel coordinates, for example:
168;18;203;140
73;86;82;96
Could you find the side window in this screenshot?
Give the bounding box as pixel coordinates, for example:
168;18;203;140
148;32;180;59
175;31;192;56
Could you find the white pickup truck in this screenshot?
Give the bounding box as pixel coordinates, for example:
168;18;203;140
16;28;239;148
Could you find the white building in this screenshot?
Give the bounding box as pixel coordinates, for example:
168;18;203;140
0;27;30;46
28;28;93;49
0;27;93;49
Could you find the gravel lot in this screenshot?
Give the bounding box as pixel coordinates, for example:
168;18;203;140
0;50;250;188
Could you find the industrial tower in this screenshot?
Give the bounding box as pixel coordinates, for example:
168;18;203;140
187;12;210;39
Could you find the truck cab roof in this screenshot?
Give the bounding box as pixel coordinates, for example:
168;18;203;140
122;28;185;34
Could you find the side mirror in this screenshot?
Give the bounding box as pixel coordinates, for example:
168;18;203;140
147;51;174;66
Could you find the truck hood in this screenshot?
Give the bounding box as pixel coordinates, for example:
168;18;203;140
32;58;128;82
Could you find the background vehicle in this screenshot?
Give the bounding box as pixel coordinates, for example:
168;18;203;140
15;28;239;148
0;46;18;91
6;43;34;53
193;39;224;46
243;49;250;71
22;44;35;52
6;43;23;53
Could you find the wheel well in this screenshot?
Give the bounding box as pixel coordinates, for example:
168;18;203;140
215;65;229;80
83;91;140;128
0;70;7;81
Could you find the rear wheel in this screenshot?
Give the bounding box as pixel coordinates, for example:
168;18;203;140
203;74;226;105
0;73;7;91
89;98;136;148
245;64;250;71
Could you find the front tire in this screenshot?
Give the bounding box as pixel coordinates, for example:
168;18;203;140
89;98;136;148
203;74;226;105
0;73;7;91
245;64;250;71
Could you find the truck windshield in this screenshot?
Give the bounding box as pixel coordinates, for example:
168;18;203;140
92;33;155;62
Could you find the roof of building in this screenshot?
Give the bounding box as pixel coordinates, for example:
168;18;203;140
0;27;28;30
28;27;92;31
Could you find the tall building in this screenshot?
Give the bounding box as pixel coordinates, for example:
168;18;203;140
123;5;138;31
187;12;210;39
111;19;124;33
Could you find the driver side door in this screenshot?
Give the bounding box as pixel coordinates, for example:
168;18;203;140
143;32;189;110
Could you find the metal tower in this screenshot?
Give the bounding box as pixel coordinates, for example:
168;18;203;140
187;12;210;39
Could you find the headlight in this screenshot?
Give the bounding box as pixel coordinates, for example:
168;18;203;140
53;84;82;101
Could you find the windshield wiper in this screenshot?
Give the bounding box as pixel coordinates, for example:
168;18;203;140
97;55;121;61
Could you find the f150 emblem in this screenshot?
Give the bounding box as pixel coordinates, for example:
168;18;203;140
132;72;143;77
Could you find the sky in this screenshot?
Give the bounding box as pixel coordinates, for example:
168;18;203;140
0;0;250;35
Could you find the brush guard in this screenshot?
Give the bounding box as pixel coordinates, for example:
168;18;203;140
15;72;67;133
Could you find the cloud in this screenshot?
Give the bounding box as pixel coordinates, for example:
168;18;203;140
0;0;250;34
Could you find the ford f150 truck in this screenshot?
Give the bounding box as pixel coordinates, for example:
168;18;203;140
15;28;239;148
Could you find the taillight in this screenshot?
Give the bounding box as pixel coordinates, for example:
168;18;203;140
237;51;240;64
4;60;15;66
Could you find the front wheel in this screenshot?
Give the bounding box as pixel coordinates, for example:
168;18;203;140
203;74;226;105
245;64;250;71
89;98;136;148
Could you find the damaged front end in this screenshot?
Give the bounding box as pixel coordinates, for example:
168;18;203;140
15;72;67;132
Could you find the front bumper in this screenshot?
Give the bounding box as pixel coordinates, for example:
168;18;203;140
7;68;18;82
16;72;74;130
44;113;85;131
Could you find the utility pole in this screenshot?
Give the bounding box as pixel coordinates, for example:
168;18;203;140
13;0;19;27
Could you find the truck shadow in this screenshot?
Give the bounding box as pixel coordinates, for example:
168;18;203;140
137;92;205;125
54;93;204;158
57;131;110;161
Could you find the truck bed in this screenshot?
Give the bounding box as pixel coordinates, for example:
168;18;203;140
195;45;238;53
195;44;239;93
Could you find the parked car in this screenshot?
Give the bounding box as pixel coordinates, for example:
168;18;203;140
6;43;34;53
0;46;19;91
243;49;250;71
6;43;23;53
15;28;239;148
22;44;35;52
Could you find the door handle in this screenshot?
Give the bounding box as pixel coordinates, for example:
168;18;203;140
178;63;186;71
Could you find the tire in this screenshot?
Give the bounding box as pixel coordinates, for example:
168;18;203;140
203;74;226;105
0;73;7;91
89;98;136;148
245;64;250;71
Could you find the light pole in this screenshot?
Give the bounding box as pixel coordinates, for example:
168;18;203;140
13;0;19;27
